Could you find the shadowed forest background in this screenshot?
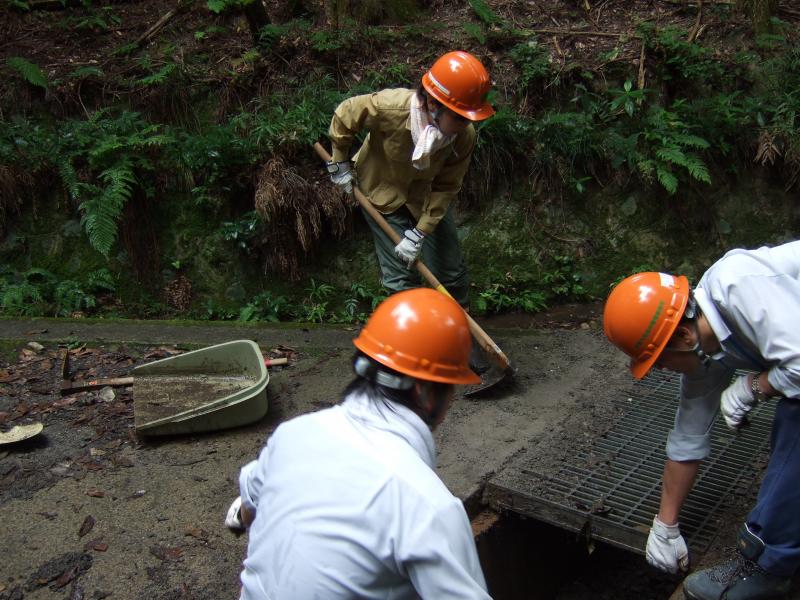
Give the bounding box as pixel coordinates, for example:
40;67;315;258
1;0;798;323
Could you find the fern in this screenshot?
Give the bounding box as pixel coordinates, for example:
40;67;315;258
655;146;688;165
463;23;486;45
468;0;501;25
684;154;712;183
6;57;47;88
656;166;678;194
55;280;96;316
1;282;43;316
70;66;105;79
135;63;177;87
79;159;136;256
57;158;81;201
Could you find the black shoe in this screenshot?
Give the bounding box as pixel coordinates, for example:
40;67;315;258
468;344;490;376
683;556;791;600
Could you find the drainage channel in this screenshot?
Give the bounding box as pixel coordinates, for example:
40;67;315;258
485;369;774;557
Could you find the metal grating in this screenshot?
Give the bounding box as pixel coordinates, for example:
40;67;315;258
486;370;775;556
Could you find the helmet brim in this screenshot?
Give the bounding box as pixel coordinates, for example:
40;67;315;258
627;275;690;379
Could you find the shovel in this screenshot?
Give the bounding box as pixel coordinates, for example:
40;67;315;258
60;356;288;395
313;142;514;396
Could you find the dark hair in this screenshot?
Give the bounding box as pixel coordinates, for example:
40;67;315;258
342;352;452;426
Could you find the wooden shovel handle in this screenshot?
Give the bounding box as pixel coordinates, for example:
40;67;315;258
264;357;288;367
60;377;134;395
313;142;510;370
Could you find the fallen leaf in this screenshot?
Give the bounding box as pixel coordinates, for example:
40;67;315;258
51;397;78;409
184;525;209;540
83;538;108;552
149;545;183;561
78;515;95;538
54;565;78;589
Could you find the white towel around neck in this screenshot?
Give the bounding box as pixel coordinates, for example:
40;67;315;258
409;97;454;170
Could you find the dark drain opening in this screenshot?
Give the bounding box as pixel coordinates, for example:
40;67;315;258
476;512;680;600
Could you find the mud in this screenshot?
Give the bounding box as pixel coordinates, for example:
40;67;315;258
0;313;784;599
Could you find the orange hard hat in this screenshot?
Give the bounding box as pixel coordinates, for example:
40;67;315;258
603;272;690;379
353;288;480;385
422;51;495;122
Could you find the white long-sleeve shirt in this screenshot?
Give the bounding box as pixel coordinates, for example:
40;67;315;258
238;392;490;600
666;241;800;461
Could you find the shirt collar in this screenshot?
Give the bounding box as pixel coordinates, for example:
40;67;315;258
341;392;436;469
693;286;730;358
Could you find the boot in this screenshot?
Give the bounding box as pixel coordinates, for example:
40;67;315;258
683;523;791;600
682;557;791;600
468;343;490;376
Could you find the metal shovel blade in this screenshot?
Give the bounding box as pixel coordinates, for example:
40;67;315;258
0;422;44;445
463;363;514;397
463;342;515;398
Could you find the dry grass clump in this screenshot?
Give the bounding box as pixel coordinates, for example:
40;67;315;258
254;156;353;280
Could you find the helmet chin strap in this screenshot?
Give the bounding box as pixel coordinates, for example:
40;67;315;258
684;295;712;369
354;356;414;390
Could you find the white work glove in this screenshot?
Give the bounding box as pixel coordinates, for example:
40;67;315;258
326;160;353;194
393;227;426;267
225;496;246;532
720;375;757;431
646;515;689;574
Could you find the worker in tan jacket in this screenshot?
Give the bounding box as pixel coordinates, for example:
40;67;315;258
326;51;494;318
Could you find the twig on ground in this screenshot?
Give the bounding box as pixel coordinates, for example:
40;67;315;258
527;28;637;38
637;42;646;90
687;0;703;43
134;0;192;49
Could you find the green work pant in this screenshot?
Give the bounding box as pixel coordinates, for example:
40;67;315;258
363;205;470;308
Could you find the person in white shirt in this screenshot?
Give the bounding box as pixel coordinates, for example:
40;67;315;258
602;240;800;600
226;287;491;599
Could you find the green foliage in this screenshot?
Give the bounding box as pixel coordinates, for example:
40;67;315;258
54;280;96;316
1;282;43;316
248;74;352;152
0;268;102;316
238;291;292;322
609;80;647;117
299;278;334;323
463;23;486;45
310;26;358;52
135;63;178;87
332;282;388;324
86;268;116;293
540;256;589;300
637;105;712;194
509;39;552;90
639;24;725;85
475;283;547;314
6;57;48;88
257;21;301;48
468;0;502;26
363;63;413;89
64;6;121;32
220;212;260;251
71;66;105;79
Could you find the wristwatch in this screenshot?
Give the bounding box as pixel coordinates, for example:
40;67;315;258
750;374;768;403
